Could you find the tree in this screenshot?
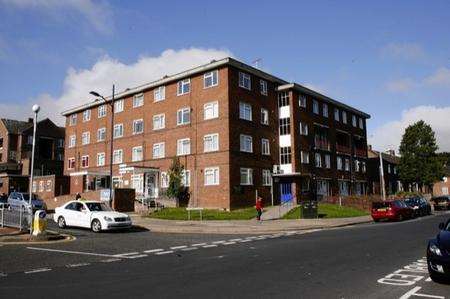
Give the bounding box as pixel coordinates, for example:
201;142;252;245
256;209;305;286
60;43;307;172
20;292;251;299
165;157;189;204
398;120;444;192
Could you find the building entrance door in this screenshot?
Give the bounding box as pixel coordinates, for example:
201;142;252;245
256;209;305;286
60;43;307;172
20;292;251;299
145;174;156;198
280;182;292;203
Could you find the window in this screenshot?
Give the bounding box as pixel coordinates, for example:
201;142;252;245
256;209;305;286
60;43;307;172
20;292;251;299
39;181;44;192
56;139;64;148
278;92;290;107
279;118;290;135
342;111;347;124
261;108;269;125
239;72;251;90
387;164;391;174
113;124;123;138
177;78;191;95
301;151;309;164
337;157;343;170
260;79;268;95
204;101;219;120
325;154;331;169
280;147;292;164
153;114;165;130
97;127;106;142
359;118;364;129
114;99;124;113
69;114;77;126
299;122;308;136
239;102;252;121
68;158;75;169
81;155;89;168
313;100;319;114
240;134;253;153
177;138;191;156
393;166;397;174
261;138;270;155
315;153;322;167
181;170;191;187
81;132;90;145
97;153;105;166
46;180;52;192
83;109;91;122
132;146;143;162
262;169;272;186
69;135;76;148
240;168;253;185
352;115;357;127
345;158;350;171
299;95;306;108
56;153;63;161
355;160;360;172
133;93;144;108
177;107;191;125
154;86;165;102
334;108;340;122
160;172;169;188
113;149;123;164
133;119;144;135
98;105;107;118
204;133;219;152
323;104;328;117
204;70;218;88
204;167;219;185
152;142;165;159
27;135;33;145
32;181;37;192
362;161;366;173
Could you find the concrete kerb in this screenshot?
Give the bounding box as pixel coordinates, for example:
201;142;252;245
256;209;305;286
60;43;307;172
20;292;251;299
0;230;76;245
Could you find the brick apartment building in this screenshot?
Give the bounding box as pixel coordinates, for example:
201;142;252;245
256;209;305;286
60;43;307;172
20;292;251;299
62;57;370;210
433;165;450;196
0;118;65;194
367;147;401;196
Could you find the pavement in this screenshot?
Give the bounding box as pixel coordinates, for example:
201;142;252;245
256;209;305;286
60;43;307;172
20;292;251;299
131;213;372;234
1;212;449;298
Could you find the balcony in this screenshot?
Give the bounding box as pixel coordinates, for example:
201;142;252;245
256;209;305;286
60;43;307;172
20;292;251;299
336;144;351;154
354;148;367;157
315;138;330;151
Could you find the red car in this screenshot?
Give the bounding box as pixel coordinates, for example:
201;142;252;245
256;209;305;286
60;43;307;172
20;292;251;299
371;200;414;222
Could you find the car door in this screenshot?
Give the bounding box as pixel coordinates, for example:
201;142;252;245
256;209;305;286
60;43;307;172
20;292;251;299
62;202;78;226
77;202;92;228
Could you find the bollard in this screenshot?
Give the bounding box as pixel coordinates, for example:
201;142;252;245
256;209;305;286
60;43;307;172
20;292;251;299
32;210;47;237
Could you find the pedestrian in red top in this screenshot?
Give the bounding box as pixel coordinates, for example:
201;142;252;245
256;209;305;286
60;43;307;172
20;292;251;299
256;197;263;221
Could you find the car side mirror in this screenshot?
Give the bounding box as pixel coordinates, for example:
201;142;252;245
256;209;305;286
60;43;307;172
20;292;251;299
439;223;445;230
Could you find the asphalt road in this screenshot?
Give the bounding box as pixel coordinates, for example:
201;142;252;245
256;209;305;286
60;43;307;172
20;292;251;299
1;213;450;298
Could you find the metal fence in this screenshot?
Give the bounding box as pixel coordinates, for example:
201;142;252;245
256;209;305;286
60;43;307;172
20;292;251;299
0;206;32;231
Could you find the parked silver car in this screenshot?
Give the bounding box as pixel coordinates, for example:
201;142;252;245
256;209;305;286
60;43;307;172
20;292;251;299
7;192;46;211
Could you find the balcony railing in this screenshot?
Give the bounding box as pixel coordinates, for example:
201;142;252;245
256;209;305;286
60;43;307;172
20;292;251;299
315;138;330;151
336;144;351;154
354;148;367;157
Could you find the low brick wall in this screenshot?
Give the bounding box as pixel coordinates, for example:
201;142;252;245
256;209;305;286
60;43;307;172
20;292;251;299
46;190;102;210
323;195;383;211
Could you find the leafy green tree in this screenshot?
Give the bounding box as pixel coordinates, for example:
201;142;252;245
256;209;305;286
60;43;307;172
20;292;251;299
166;157;184;200
398;120;444;191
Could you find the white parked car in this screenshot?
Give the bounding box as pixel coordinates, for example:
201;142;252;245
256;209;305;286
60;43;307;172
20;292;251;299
53;200;132;232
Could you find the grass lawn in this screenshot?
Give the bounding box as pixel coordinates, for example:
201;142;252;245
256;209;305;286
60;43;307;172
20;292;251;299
146;207;257;221
283;203;369;219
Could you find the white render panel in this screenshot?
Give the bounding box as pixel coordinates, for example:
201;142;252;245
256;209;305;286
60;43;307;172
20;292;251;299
279;106;291;119
279;135;291;147
280;164;292;174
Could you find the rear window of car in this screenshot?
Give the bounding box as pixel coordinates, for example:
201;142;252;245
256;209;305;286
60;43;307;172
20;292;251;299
372;202;390;209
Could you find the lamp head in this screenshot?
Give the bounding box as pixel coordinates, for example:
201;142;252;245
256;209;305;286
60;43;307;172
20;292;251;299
89;91;101;97
32;104;40;113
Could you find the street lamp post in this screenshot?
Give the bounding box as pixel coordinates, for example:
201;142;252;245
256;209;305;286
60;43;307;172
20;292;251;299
90;85;115;207
29;104;40;235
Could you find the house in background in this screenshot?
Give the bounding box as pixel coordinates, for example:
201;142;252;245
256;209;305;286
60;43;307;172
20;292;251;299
433;165;450;196
0;118;66;194
367;146;401;196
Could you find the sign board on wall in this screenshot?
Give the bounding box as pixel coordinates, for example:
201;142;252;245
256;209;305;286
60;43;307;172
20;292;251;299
100;189;110;201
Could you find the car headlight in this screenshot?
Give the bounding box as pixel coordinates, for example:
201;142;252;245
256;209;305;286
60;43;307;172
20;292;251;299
429;244;442;256
104;216;113;222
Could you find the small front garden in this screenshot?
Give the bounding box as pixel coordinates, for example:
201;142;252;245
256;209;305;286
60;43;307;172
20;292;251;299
283;203;369;219
146;207;256;221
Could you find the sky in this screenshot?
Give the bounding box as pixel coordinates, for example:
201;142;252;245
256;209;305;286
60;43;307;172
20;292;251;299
0;0;449;152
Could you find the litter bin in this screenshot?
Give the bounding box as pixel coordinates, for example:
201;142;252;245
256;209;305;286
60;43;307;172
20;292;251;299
32;210;47;236
301;200;318;219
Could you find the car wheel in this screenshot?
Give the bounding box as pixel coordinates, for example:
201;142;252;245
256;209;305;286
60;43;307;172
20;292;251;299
57;216;66;229
91;219;102;233
397;214;403;221
428;265;445;283
373;218;380;223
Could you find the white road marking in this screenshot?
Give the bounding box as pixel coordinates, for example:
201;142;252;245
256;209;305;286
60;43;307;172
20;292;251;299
155;251;174;255
212;241;226;244
114;252;139;257
0;272;7;277
378;257;427;286
101;258;121;263
170;245;188;250
203;244;218;248
425;277;432;282
399;286;444;299
66;263;90;268
191;243;207;247
181;247;198;251
228;239;242;242
144;249;164;253
25;268;51;274
239;240;252;243
27;247;130;259
222;242;236;245
128;254;148;259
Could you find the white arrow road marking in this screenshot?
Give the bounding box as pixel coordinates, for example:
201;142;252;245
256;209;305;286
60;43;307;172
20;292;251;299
27;247;132;259
25;268;51;274
399;286;444;299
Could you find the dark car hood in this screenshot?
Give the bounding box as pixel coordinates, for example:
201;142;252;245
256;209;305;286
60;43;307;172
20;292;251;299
437;231;450;249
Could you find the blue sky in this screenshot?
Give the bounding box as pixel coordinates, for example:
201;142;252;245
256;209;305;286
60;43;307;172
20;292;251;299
0;0;449;151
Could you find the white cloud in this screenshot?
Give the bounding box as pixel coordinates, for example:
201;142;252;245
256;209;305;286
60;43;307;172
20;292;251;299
424;67;450;87
385;78;416;93
381;42;426;61
369;106;450;153
0;0;113;34
0;47;232;125
302;82;327;94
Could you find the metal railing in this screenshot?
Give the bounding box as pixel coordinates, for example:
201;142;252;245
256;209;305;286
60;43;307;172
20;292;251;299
0;206;32;231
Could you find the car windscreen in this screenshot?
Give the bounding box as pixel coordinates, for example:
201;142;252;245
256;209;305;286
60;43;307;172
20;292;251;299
22;194;39;201
85;202;112;212
372;202;390;209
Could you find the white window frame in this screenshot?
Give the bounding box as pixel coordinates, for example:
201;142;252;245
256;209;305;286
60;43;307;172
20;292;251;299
261;108;269;125
204;167;219;186
114;99;124;113
154;86;165;102
113;123;124;139
313;100;319;114
337;157;343;170
239;72;251;90
82;109;91;122
203;133;219;152
204;101;219;120
81;155;89;168
182;170;191;187
299;95;307;108
153;114;165;130
97;127;106;142
240;168;253;186
204;70;218;88
113;149;123;165
240;134;253;153
239;102;252;121
68;157;75;169
81;132;90;145
69;135;76;148
160;172;169;188
177;107;191;125
342;111;348;124
299;122;308;136
315;153;322;168
98;105;107;118
69;114;77;126
152;142;165;159
325;154;331;169
97;152;106;166
345;158;350;171
133;93;144;108
261;138;270;155
132;146;143;162
301;151;309;164
334;108;340;122
260;79;268;95
359;118;364;129
177;138;191;156
323;104;328;118
352;115;357;127
133;119;144;135
177;78;191;96
262;169;272;186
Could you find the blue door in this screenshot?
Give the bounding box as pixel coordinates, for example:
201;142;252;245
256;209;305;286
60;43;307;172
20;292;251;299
280;183;292;203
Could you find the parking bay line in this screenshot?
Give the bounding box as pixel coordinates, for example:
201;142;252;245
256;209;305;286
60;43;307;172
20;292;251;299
66;263;90;268
144;249;164;253
155;251;174;255
25;268;51;274
170;246;188;250
27;247;134;259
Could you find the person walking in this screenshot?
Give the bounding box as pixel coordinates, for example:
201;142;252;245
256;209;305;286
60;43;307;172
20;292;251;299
256;197;263;221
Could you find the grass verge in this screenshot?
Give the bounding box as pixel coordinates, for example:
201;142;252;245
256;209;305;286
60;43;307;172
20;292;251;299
146;207;256;221
283;203;369;219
